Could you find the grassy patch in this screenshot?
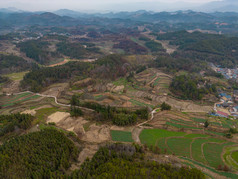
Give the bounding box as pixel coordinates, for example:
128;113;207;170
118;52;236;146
4;71;29;81
170;119;194;125
191;138;225;163
184;133;209;138
94;95;104;99
129;99;154;108
191;118;207;123
39;124;68;134
231;151;238;163
203;142;236;168
157;137;172;154
34;107;63;124
140;129;185;146
166;121;202;130
153;77;160;86
167;137;192;157
111;130;133;142
83;122;92;132
113;78;128;86
223;146;238;171
205;130;224;136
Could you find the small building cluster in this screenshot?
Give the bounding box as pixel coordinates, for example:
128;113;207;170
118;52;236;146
211;63;238;80
212;91;238;118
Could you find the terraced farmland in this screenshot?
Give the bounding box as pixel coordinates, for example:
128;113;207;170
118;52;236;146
140;128;238;173
223;146;238;171
204;142;236;168
166;121;203;130
149;111;232;137
0;92;41;107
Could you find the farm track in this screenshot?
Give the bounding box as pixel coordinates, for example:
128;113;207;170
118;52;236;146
137;108;159;127
13;91;94;111
132;127;143;143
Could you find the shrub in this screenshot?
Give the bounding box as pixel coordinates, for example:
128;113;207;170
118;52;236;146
161;102;171;111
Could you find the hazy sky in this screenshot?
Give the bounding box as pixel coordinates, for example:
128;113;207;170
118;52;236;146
0;0;220;12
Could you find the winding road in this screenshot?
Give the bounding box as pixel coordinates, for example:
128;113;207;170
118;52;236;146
13;91;71;107
13;91;159;119
137;108;159;127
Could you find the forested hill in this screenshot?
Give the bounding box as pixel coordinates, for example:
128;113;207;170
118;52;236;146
0;129;79;178
0;54;34;74
157;31;238;68
71;143;205;178
157;31;223;48
0;130;204;178
20;54;131;92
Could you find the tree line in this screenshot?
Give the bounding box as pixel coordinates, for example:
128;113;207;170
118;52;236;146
71;94;148;126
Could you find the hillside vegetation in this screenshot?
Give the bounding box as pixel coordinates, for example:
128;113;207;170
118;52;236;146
0;129;79;178
0;54;33;74
20;54;131;92
70;143;205;178
158;31;238;67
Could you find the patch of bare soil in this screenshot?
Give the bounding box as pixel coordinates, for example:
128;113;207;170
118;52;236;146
101;98;114;104
48;59;69;67
122;101;133;107
21;109;36;116
81;124;111;143
74;78;92;86
120;95;131;101
110;126;127;131
47;112;70;123
57;116;88;135
42;83;68;97
70;144;99;170
132;127;143;143
2;80;20;93
158;40;177;54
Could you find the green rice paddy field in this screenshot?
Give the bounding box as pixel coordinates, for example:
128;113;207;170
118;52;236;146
140;128;238;176
111;130;133;142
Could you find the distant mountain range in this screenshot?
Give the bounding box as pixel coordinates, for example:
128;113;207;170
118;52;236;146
1;8;238;31
196;0;238;12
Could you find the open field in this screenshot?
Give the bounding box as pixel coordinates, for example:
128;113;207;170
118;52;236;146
223;146;238;171
3;71;29;81
147;110;235;136
231;151;238;164
110;130;133;142
140;128;238;172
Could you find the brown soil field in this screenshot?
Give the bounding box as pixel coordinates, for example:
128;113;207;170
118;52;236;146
81;124;111;143
127;90;212;113
70;144;99;170
47;112;70;123
48;59;69;67
43;83;69;97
